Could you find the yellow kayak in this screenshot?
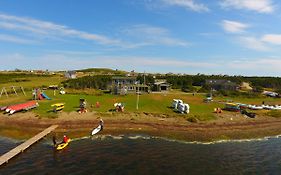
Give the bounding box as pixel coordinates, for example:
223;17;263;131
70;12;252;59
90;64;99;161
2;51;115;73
56;138;71;150
51;103;65;112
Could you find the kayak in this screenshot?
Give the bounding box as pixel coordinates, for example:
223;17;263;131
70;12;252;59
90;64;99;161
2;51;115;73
56;138;71;150
51;103;65;112
91;125;102;135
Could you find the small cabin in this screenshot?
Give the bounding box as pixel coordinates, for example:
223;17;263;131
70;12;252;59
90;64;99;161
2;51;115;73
152;79;171;92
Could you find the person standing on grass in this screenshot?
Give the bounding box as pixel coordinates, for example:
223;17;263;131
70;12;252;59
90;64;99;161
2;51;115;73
53;134;57;147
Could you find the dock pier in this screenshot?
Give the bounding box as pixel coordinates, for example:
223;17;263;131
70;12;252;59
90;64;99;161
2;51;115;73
0;125;58;166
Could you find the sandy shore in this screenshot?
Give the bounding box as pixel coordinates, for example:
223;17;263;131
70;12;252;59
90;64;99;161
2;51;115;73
1;111;281;142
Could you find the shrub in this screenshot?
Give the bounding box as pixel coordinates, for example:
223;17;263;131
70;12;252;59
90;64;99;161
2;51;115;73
267;110;281;118
187;116;198;123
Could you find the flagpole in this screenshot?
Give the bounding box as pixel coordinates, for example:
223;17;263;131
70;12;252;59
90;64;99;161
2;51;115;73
136;83;139;110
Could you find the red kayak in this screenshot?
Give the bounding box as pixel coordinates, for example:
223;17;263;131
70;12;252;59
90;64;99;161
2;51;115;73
6;101;39;114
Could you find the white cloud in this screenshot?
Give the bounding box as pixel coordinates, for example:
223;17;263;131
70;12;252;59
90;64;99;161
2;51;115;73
220;0;275;13
161;0;209;12
261;34;281;45
0;13;189;49
221;20;249;33
3;52;281;76
121;24;189;47
0;52;216;71
227;58;281;74
237;36;269;51
0;13;121;45
100;56;215;68
0;34;35;44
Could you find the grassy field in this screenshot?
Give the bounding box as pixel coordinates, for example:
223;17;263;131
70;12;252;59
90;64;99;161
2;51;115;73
0;89;223;119
2;73;281;121
215;95;281;105
0;74;64;90
35;91;223;114
2;87;281;120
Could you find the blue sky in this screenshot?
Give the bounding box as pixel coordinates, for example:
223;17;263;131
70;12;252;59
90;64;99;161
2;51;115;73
0;0;281;76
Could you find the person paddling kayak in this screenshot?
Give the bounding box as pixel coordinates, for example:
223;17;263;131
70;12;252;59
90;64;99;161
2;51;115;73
63;135;69;143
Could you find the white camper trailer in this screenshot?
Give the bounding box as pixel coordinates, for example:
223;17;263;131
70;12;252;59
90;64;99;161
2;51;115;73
177;103;190;114
172;99;183;109
171;99;190;114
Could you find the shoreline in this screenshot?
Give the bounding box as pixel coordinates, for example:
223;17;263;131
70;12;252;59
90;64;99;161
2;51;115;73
1;111;281;142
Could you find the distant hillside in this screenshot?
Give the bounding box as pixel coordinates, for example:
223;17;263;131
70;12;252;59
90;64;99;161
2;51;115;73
76;68;128;75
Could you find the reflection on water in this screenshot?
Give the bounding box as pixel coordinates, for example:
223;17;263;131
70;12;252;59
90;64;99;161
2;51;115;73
1;135;281;174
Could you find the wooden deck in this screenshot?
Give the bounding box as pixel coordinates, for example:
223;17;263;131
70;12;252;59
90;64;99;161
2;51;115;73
0;125;58;166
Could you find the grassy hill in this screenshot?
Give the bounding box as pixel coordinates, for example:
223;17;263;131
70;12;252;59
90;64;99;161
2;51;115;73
76;68;128;75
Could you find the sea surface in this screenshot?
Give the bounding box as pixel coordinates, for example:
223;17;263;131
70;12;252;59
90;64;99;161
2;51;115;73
1;135;281;175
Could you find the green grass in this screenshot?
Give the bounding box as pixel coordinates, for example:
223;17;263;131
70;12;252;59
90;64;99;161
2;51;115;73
1;90;223;120
2;73;281;121
0;74;64;90
3;87;281;121
76;68;127;75
215;96;281;105
267;110;281;118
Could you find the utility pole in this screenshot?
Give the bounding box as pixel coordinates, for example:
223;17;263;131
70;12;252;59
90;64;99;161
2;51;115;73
143;71;145;85
136;83;139;110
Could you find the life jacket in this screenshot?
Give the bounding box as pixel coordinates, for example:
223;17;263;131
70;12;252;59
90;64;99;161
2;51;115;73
63;136;68;143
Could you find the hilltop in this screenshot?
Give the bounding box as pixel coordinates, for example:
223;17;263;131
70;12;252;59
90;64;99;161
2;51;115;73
75;68;128;75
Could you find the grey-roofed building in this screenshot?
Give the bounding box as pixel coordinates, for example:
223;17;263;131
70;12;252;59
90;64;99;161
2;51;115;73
111;76;149;95
152;79;171;92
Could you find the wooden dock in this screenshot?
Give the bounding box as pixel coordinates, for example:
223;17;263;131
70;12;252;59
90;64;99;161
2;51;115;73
0;125;58;166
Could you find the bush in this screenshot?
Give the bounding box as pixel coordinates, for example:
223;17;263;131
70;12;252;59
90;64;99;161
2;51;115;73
267;110;281;118
187;116;198;123
194;114;217;121
253;86;264;93
212;90;261;98
186;114;216;122
62;75;112;90
181;85;197;92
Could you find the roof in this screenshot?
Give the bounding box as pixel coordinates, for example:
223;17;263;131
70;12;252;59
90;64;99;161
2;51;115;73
136;84;149;87
112;76;136;80
154;82;170;86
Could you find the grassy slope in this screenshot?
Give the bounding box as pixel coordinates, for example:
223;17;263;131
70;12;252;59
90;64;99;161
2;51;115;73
2;73;281;120
0;75;63;89
1;90;223;119
3;87;281;120
76;68;127;75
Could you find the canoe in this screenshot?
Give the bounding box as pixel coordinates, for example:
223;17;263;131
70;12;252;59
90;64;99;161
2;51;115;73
248;105;263;110
56;138;71;150
91;125;102;135
6;101;38;114
51;103;65;112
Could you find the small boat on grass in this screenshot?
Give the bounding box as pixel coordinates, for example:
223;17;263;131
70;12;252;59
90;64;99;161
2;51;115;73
241;110;256;118
5;101;39;115
51;103;65;112
248;105;263;110
91;125;102;135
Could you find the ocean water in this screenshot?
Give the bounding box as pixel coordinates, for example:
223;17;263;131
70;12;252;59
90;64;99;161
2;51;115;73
1;135;281;175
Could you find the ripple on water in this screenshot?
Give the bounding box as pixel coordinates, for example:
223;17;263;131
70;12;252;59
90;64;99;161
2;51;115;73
1;135;281;174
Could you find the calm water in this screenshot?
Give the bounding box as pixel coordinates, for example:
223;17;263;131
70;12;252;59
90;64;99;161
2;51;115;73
1;135;281;175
